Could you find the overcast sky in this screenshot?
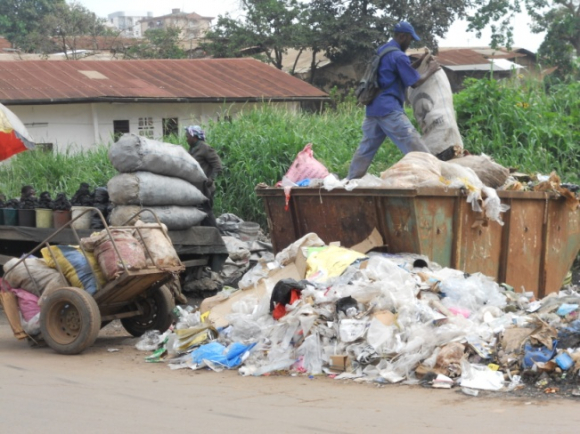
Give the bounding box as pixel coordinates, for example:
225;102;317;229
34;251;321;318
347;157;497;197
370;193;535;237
78;0;545;52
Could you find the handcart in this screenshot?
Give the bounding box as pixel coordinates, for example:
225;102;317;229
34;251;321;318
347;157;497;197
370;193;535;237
1;207;185;355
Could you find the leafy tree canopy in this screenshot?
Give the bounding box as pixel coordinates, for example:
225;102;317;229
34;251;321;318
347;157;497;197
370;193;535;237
123;27;186;59
0;0;65;48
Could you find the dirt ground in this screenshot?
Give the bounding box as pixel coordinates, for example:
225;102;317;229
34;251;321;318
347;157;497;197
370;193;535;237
2;312;580;434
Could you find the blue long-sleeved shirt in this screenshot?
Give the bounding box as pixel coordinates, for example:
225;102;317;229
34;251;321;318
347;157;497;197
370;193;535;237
366;40;420;117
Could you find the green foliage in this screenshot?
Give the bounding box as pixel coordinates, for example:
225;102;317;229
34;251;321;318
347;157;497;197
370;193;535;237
2;76;580;228
124;27;186;59
202;0;303;69
454;75;580;182
0;146;116;201
202;0;467;87
0;0;65;49
30;1;107;58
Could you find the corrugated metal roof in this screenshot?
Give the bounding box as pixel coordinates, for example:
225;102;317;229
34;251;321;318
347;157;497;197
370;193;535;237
0;58;328;104
408;47;527;67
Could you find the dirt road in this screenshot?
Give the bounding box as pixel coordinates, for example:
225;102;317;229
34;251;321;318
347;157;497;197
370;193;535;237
1;313;578;434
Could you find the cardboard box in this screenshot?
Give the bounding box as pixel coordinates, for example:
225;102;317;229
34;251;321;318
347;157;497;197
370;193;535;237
329;355;351;372
349;228;384;254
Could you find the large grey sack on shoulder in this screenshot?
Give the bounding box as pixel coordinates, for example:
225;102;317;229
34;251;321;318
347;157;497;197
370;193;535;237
108;172;207;206
109;134;207;184
110;205;207;230
450;155;510;189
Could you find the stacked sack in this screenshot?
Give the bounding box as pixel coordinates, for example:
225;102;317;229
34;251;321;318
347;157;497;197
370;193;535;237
107;134;208;230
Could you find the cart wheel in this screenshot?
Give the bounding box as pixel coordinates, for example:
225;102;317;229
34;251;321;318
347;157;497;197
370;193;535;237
39;287;101;355
121;286;174;337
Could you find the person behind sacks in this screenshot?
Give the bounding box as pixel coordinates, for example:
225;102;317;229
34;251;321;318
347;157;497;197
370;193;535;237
185;125;223;227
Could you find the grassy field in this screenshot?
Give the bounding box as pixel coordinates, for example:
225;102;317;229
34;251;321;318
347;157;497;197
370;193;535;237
1;75;579;227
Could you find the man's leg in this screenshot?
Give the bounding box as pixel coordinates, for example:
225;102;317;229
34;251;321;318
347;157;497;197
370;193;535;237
348;117;387;179
379;111;430;154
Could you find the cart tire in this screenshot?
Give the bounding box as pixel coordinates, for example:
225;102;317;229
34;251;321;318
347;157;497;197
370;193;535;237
121;286;174;337
40;287;101;355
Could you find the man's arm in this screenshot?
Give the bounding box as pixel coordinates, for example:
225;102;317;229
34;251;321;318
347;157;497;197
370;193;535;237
205;146;223;180
411;51;429;69
411;59;441;88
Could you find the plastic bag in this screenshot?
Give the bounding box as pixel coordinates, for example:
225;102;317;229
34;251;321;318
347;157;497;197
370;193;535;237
136;330;164;351
380;152;442;188
41;245;105;294
9;287;40;321
274;232;325;266
296;334;323;375
280;143;329;184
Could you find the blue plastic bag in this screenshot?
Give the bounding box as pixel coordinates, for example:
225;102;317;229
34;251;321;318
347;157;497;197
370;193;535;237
191;341;256;369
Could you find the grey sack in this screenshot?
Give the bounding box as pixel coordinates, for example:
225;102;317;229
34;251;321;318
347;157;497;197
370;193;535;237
109;134;207;184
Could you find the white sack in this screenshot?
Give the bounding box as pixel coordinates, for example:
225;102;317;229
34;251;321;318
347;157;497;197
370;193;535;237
134;220;181;268
3;258;65;297
407;51;464;155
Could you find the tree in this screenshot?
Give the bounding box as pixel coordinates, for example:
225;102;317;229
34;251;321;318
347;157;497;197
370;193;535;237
40;2;107;58
202;0;303;69
467;0;580;78
203;0;469;84
123;27;186;59
0;0;65;49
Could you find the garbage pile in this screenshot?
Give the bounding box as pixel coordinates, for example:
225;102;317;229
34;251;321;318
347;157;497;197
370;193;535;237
216;213;274;288
135;232;580;396
107;134;208;230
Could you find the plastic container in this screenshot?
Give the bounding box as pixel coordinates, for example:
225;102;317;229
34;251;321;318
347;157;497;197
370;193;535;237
522;341;558;369
53;210;72;229
18;209;36;227
238;221;260;242
71;206;92;230
35;208;53;228
2;209;18;226
555;352;574;370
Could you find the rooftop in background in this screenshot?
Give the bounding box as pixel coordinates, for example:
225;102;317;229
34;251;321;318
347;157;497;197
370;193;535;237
0;58;328;104
0;37;12;50
139;9;214;22
408;47;532;71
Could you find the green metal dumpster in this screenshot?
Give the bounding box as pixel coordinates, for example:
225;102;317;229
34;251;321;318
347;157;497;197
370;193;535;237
256;187;580;299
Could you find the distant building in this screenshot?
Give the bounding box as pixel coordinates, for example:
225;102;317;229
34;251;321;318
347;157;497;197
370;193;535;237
0;59;328;151
139;9;213;50
108;11;153;38
408;47;537;92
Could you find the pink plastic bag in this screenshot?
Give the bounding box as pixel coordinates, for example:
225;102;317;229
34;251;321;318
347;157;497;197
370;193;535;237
0;279;40;321
279;143;329;185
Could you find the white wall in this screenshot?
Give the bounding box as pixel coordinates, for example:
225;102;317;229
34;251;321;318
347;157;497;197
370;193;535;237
9;101;300;152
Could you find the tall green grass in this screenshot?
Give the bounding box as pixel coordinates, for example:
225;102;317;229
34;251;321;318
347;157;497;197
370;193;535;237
0;146;116;200
1;75;579;228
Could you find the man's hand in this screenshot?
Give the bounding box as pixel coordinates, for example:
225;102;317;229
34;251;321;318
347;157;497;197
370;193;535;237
427;58;441;74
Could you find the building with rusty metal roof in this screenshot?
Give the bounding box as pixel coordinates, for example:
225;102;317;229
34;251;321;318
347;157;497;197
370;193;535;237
0;58;327;151
408;47;536;92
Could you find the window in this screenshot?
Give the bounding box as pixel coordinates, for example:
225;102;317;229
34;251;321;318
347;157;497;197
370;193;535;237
138;117;154;138
162;118;179;138
113;120;130;141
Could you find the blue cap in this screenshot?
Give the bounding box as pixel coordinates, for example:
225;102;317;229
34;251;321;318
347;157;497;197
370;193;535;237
394;21;420;41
